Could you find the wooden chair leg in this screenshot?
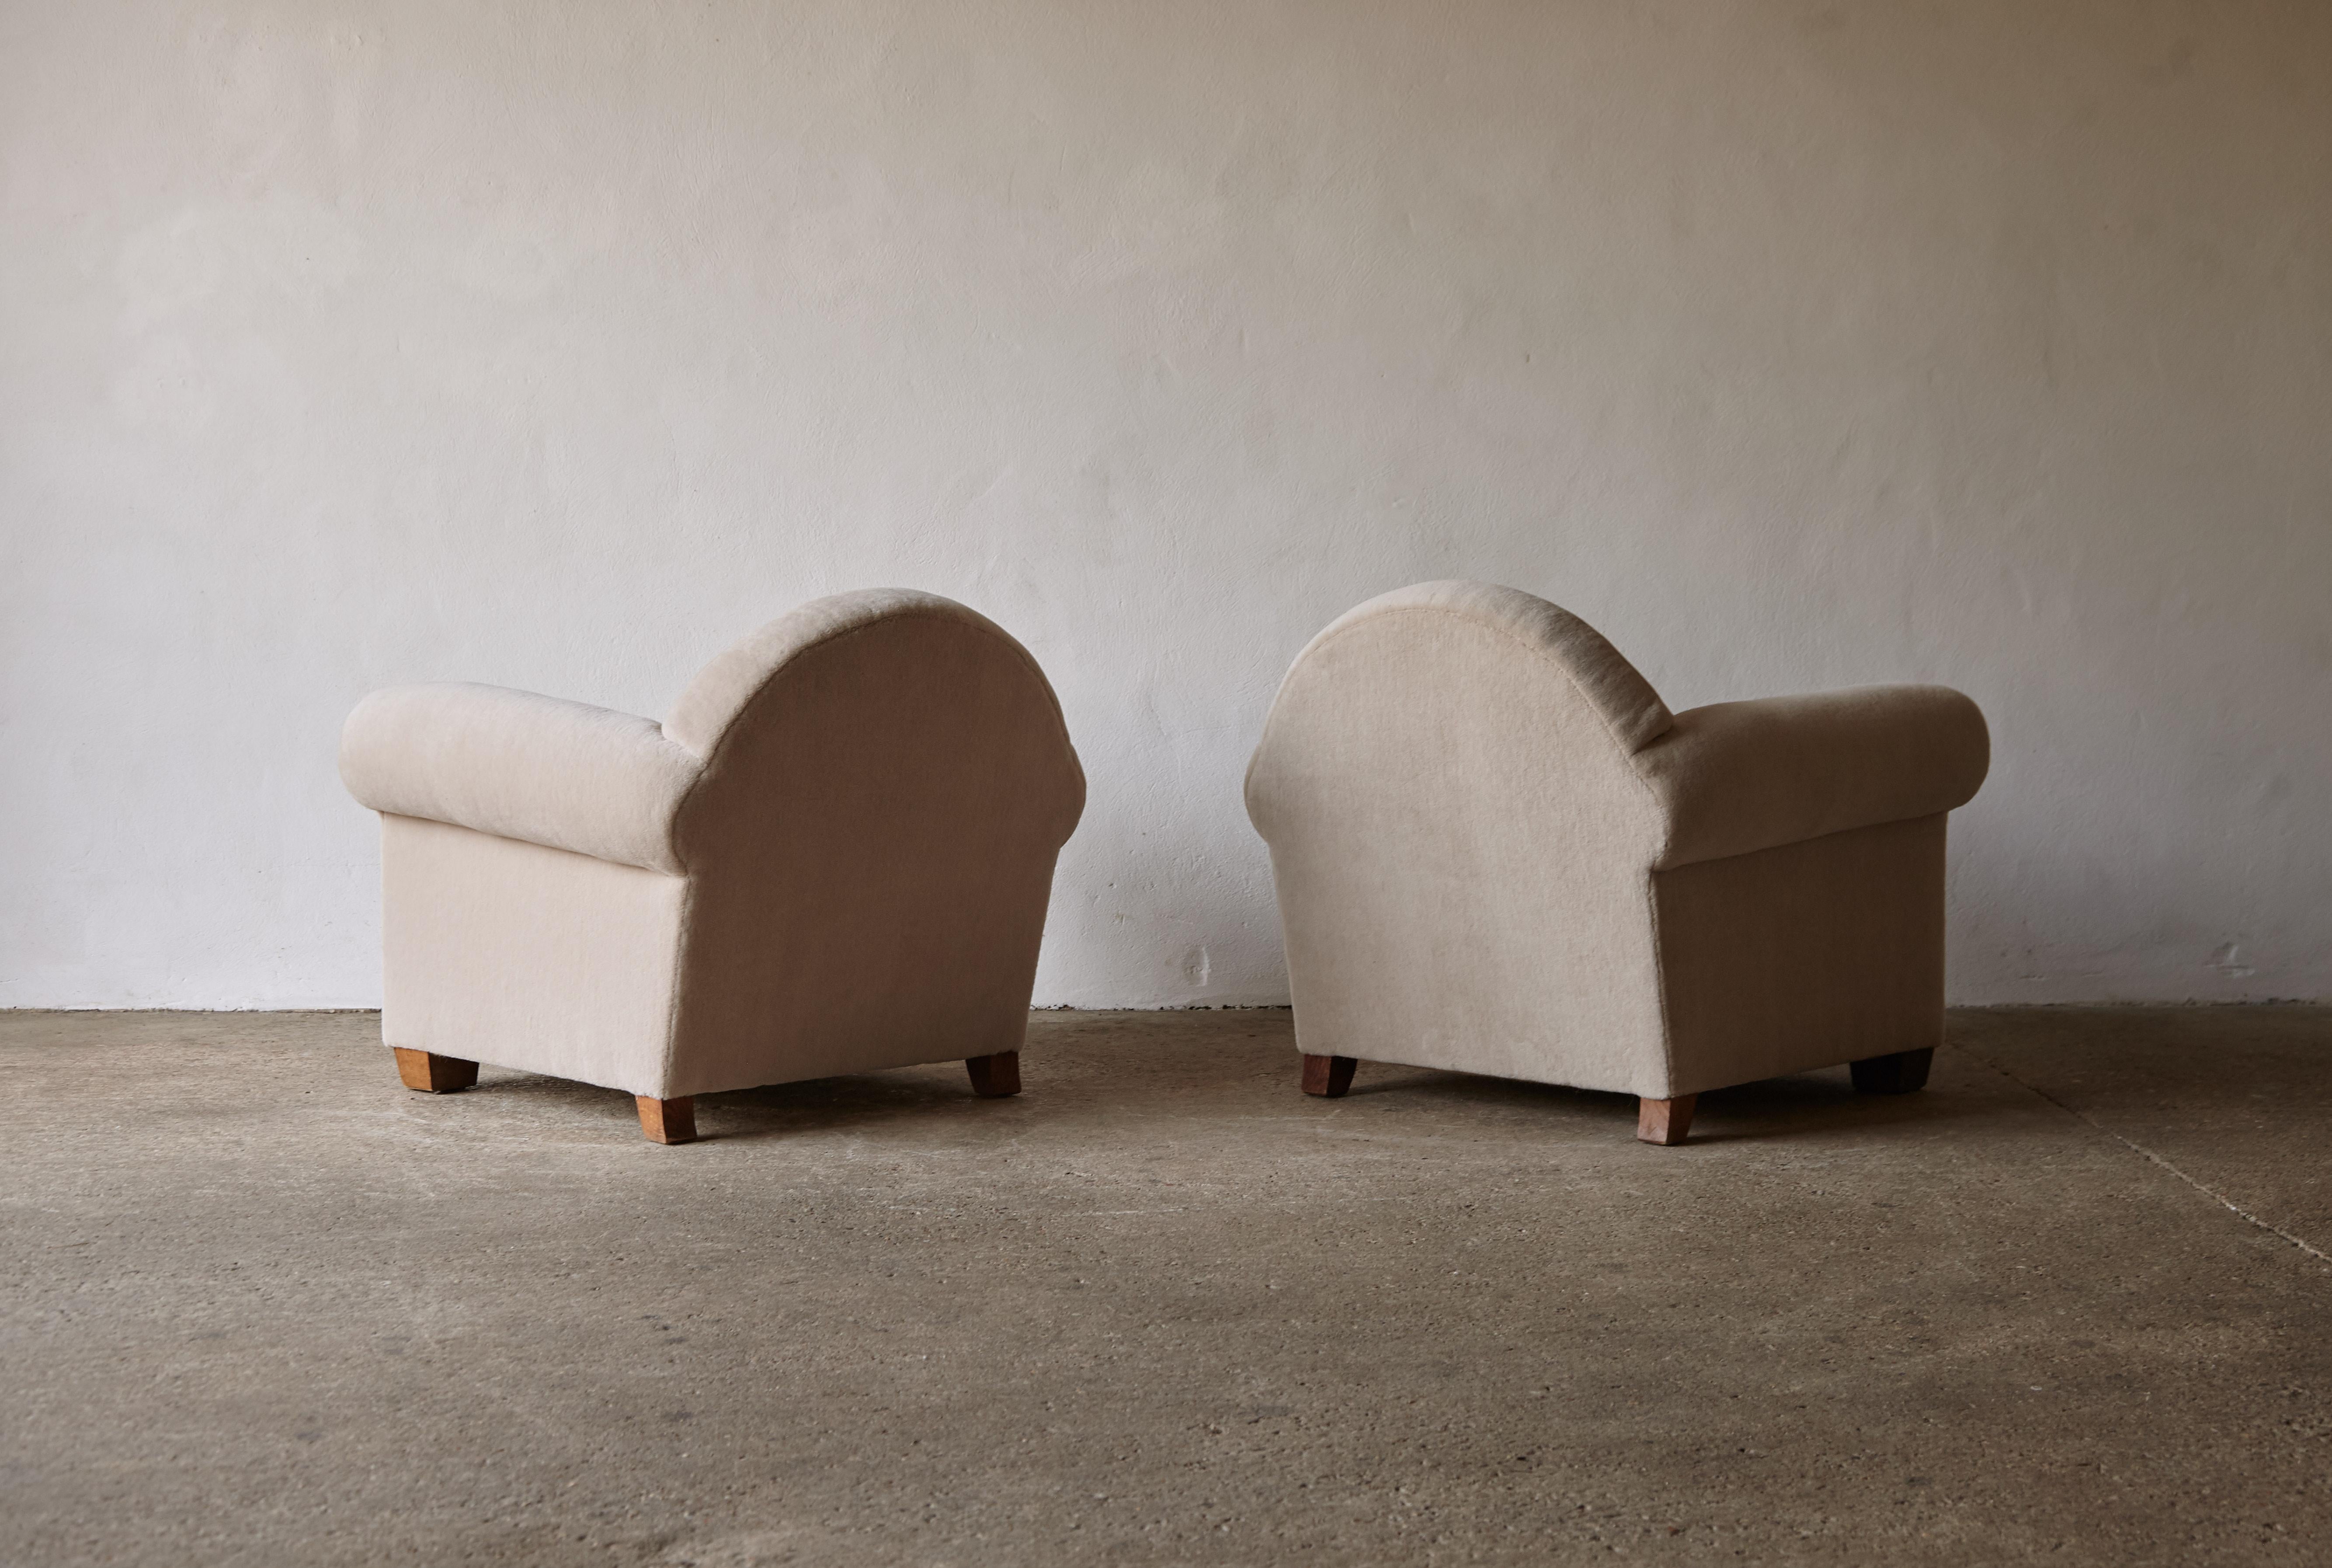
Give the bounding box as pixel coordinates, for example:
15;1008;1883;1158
392;1048;477;1093
1850;1047;1935;1095
965;1051;1022;1098
1301;1053;1357;1098
636;1096;697;1145
1637;1093;1697;1146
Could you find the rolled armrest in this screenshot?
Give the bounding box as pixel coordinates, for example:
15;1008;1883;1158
340;683;702;874
1631;684;1989;869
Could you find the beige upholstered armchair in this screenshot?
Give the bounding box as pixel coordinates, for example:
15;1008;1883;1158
1244;581;1989;1145
341;590;1084;1144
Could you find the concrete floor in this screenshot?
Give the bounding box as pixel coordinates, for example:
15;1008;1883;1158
4;1008;2330;1566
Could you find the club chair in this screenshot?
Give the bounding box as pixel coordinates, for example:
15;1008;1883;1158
1244;580;1989;1145
340;589;1084;1143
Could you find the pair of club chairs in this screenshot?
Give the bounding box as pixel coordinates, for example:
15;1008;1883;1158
340;584;1988;1147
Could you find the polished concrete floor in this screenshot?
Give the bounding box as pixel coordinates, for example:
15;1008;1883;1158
5;1006;2330;1566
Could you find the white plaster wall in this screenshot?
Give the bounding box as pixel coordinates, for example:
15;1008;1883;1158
3;0;2326;1009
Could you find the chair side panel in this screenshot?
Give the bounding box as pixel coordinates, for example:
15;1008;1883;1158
1251;613;1669;1096
1651;813;1947;1096
380;815;688;1097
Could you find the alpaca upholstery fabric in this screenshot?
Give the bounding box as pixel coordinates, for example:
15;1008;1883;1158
1244;581;1988;1101
341;590;1085;1100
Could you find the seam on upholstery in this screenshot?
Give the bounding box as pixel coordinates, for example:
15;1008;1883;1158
668;608;1083;870
1242;694;1284;841
1642;865;1679;1098
1282;604;1668;759
1651;808;1940;874
656;875;697;1098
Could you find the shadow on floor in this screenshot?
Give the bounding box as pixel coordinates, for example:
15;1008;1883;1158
451;1031;2025;1148
1335;1057;1998;1145
455;1063;1007;1144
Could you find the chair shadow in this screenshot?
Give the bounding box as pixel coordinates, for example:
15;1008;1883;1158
702;1068;1004;1141
462;1062;998;1144
1341;1062;1997;1145
458;1047;1996;1148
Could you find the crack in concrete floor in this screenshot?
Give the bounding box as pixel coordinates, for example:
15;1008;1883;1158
1962;1042;2332;1268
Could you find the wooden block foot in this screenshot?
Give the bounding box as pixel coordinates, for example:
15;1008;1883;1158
965;1051;1022;1098
392;1048;477;1093
1850;1047;1934;1095
1637;1093;1697;1146
636;1096;697;1145
1301;1053;1357;1098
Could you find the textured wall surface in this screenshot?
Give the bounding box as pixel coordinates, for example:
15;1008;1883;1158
3;0;2327;1007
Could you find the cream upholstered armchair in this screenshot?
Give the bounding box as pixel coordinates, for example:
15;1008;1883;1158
1244;581;1989;1146
340;590;1084;1144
